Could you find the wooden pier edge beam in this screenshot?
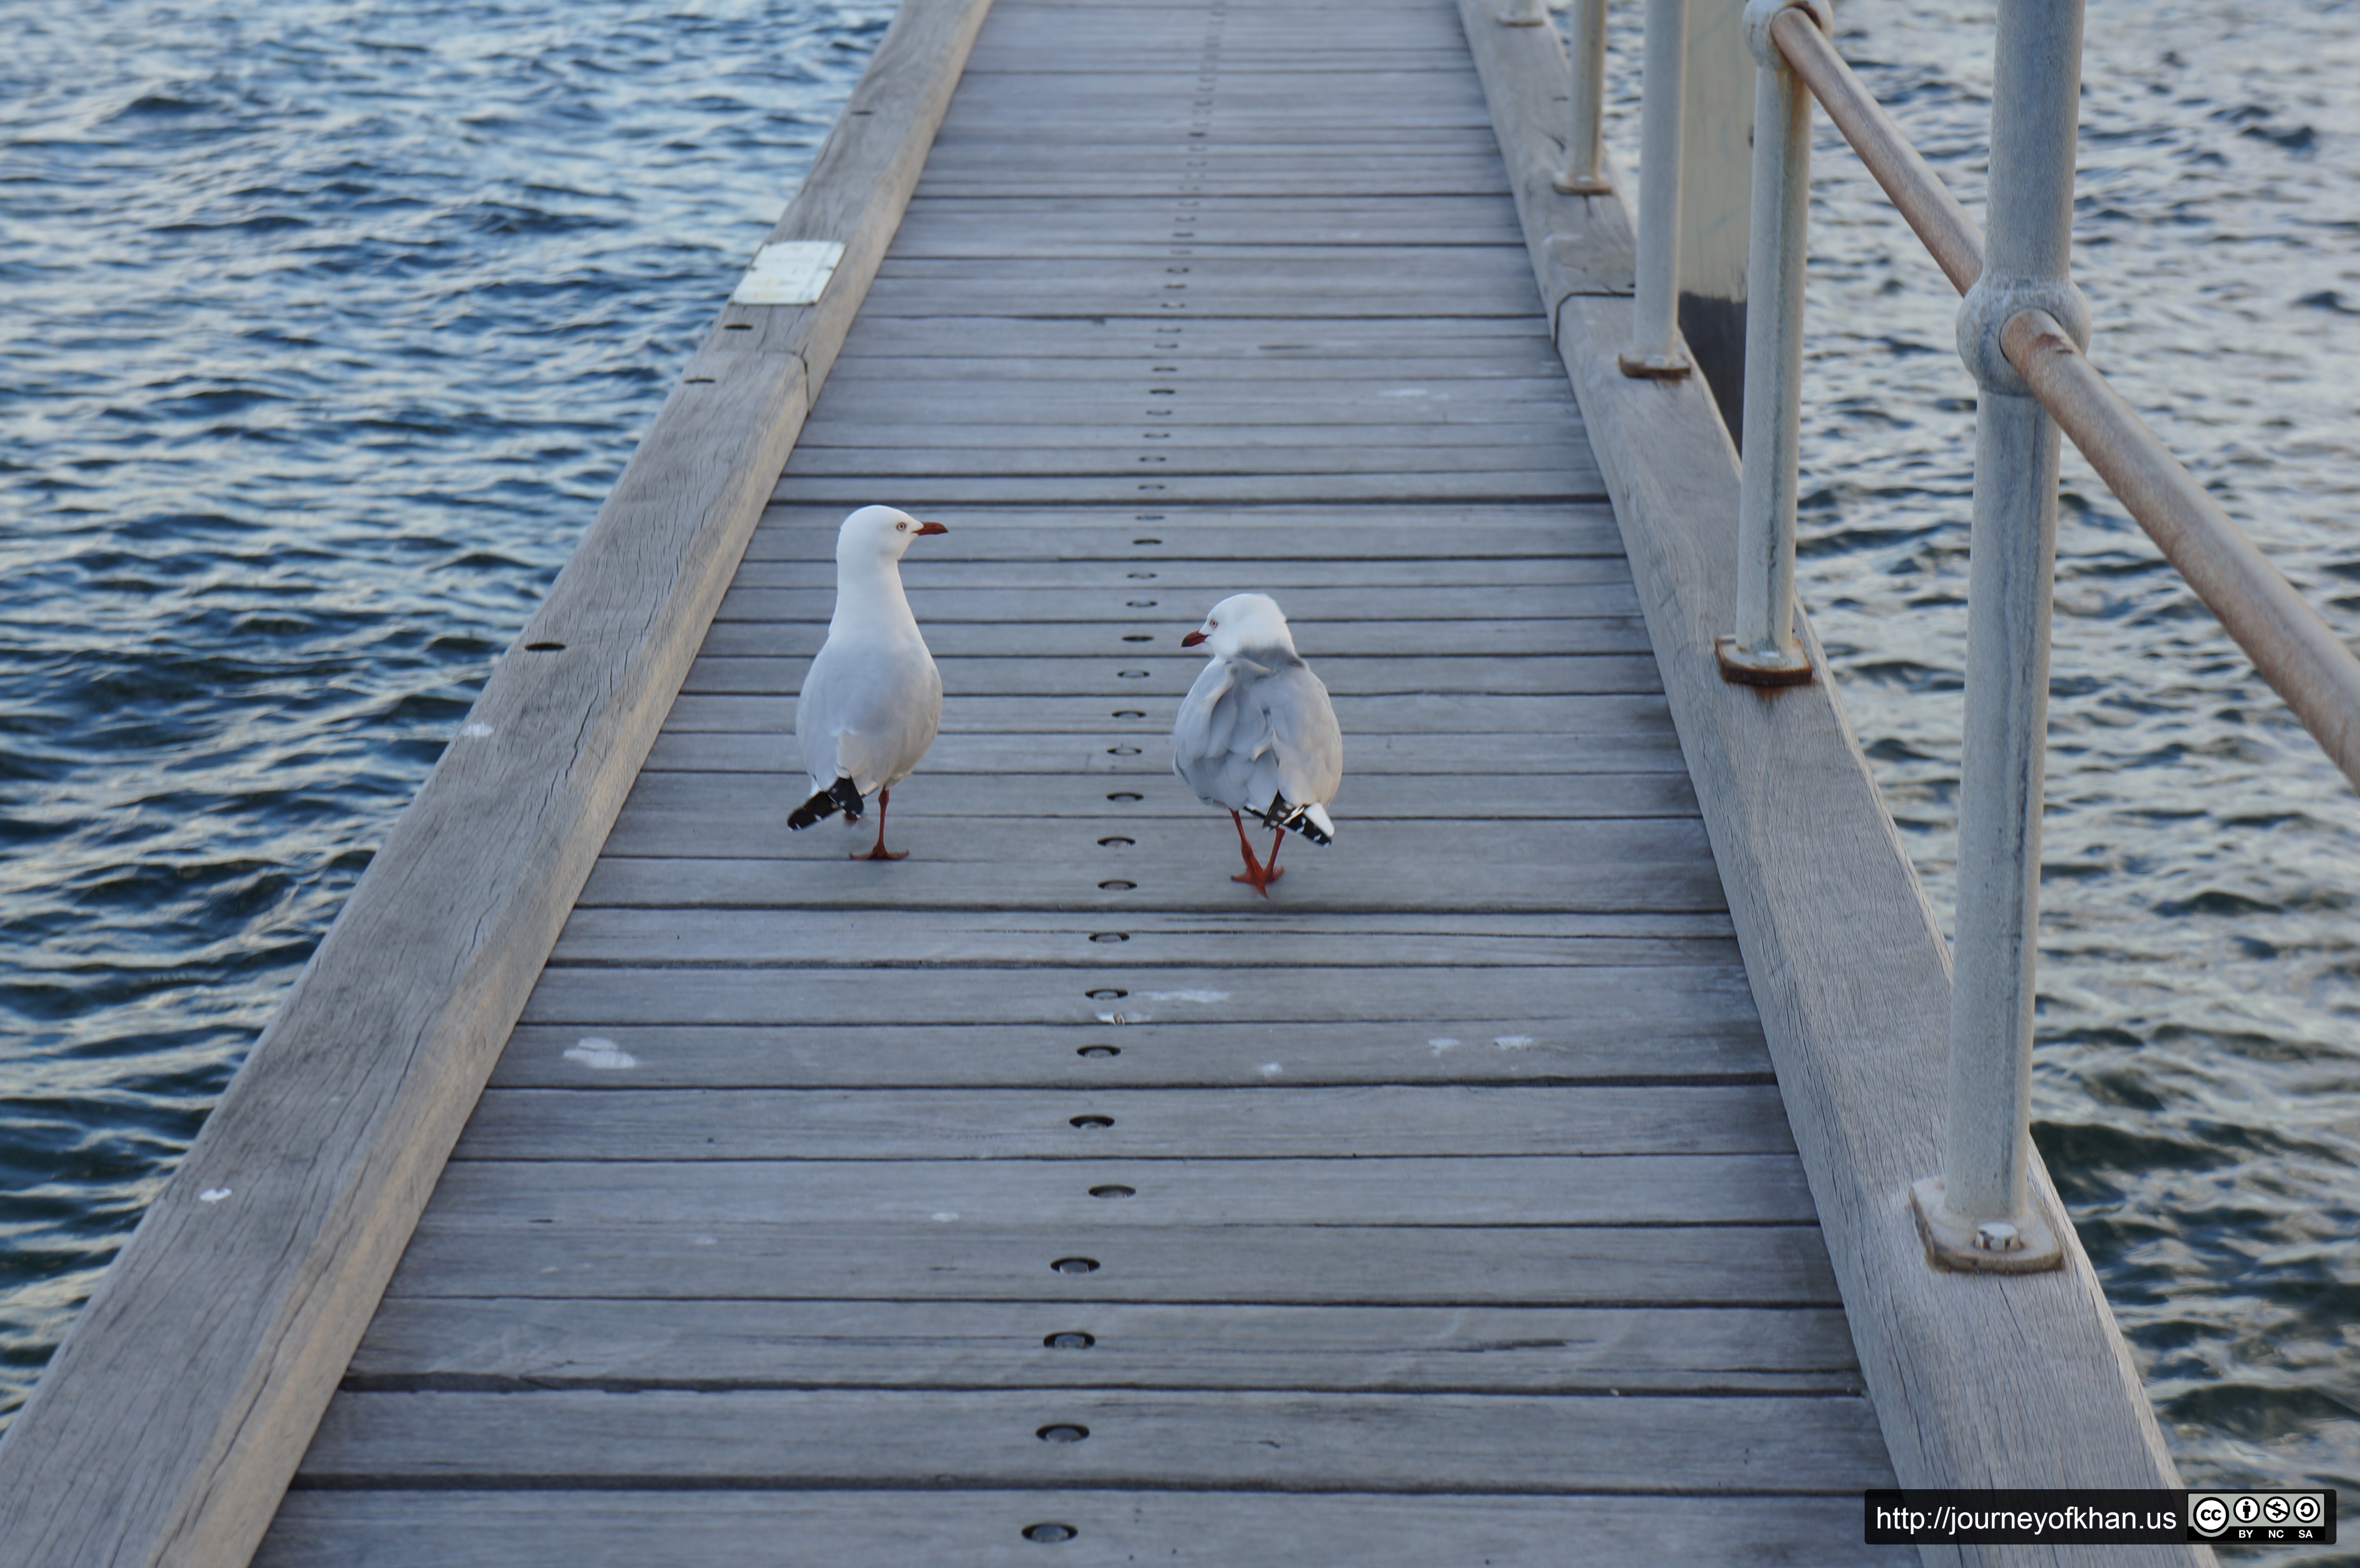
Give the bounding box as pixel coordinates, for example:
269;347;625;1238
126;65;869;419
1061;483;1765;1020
1453;6;2210;1563
0;3;994;1564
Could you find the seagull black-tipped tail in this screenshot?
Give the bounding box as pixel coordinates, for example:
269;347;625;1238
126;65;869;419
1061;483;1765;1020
788;776;867;831
1262;793;1334;846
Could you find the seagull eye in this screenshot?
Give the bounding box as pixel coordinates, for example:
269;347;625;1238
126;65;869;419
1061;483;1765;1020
896;521;908;531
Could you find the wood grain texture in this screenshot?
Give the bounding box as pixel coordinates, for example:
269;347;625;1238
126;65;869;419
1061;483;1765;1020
0;3;998;1565
343;1298;1862;1394
259;1491;1914;1568
489;1016;1773;1090
386;1219;1841;1306
289;1387;1893;1493
1454;0;2203;1559
449;1083;1798;1160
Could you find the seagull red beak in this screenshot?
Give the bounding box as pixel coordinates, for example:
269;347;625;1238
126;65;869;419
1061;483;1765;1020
913;520;948;536
1181;630;1207;648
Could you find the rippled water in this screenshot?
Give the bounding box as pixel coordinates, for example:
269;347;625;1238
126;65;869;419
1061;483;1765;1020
2;0;2352;1525
0;0;888;1422
1603;0;2360;1520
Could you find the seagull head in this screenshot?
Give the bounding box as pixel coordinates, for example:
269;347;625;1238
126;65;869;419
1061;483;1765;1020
837;504;947;567
1180;593;1294;657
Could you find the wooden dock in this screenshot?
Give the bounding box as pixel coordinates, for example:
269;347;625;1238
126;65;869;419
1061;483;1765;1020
0;0;2201;1564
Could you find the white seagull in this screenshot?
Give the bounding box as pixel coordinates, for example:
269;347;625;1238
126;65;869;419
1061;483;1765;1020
787;504;946;860
1172;592;1342;895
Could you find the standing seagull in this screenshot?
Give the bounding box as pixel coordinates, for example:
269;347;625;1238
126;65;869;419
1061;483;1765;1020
787;505;947;860
1172;593;1342;894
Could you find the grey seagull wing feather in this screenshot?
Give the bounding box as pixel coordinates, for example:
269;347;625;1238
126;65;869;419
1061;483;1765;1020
797;635;943;797
1258;658;1342;811
1174;654;1277;814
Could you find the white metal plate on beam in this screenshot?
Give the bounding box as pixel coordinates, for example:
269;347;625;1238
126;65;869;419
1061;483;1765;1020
731;241;846;306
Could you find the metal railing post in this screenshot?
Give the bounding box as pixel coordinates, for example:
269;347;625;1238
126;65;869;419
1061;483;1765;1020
1715;0;1828;687
1620;0;1692;376
1554;0;1612;194
1911;0;2092;1274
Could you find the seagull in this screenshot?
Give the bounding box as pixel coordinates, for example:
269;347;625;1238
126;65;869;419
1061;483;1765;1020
787;504;946;860
1172;593;1341;895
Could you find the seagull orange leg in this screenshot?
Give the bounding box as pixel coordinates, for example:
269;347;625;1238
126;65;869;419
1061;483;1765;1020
853;788;909;861
1229;809;1281;895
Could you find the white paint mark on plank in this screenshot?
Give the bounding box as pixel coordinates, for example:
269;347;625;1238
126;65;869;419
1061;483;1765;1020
731;241;847;306
199;1188;233;1204
563;1039;638;1071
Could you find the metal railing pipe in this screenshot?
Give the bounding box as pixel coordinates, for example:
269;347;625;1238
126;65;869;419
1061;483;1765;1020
1554;0;1612;195
1767;7;1983;294
1911;0;2092;1274
2004;310;2360;790
1716;0;1829;686
1621;0;1694;377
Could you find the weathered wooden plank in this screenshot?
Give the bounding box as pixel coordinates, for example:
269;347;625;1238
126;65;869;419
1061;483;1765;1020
573;822;1726;911
717;582;1645;622
796;381;1580;423
388;1218;1836;1306
781;446;1593;480
0;5;1006;1563
548;908;1728;970
677;653;1667;697
521;961;1754;1028
1453;0;2195;1536
259;1490;1913;1568
643;726;1690;776
292;1387;1892;1493
609;769;1699;824
873;252;1537;284
797;421;1581;452
733;547;1639;582
819;351;1562;380
344;1298;1860;1394
423;1154;1818;1228
454;1085;1795;1161
831;312;1562;358
773;472;1607;505
492;1015;1769;1090
661;692;1677;736
698;619;1652;659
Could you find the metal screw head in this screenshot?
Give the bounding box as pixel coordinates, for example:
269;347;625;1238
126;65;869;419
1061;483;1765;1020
1070;1114;1114;1129
1090;932;1130;943
1078;1045;1120;1059
1106;791;1143;802
1022;1522;1078;1543
1045;1331;1096;1349
1037;1423;1090;1443
1098;880;1135;892
1051;1256;1099;1275
1086;988;1127;1001
1974;1220;2024;1252
1089;1184;1135;1200
1111;709;1146;718
1098;836;1134;847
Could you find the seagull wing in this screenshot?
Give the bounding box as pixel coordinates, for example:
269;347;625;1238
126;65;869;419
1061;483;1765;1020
797;635;943;796
1256;659;1342;811
1173;655;1280;814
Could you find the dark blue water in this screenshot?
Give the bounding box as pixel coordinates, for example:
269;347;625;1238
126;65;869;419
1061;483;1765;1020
0;0;887;1420
1605;0;2360;1527
2;0;2353;1530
